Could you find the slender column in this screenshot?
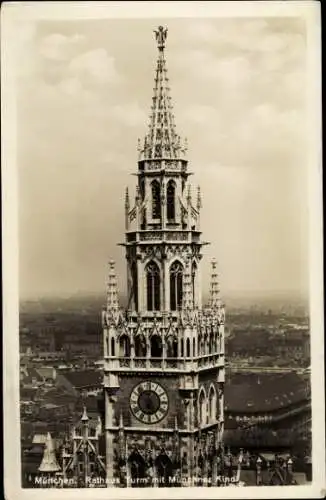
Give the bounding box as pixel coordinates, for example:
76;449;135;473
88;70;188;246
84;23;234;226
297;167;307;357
105;393;117;484
186;184;192;231
130;328;135;368
125;187;130;231
196;185;202;230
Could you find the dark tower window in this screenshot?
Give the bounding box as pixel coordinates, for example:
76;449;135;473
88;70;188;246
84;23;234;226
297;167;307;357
191;261;197;306
146;261;160;311
150;334;162;357
167;335;178;358
131;262;138;311
169;261;183;311
151;180;161;219
186;338;190;357
111;337;115;356
167;180;176;220
135;334;147;357
119;334;130;357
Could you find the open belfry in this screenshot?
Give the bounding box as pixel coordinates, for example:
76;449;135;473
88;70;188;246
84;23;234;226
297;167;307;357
102;26;225;487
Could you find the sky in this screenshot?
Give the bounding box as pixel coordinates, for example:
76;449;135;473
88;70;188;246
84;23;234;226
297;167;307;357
16;16;309;300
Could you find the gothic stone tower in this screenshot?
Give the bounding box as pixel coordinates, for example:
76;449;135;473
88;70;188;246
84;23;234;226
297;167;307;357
102;26;225;488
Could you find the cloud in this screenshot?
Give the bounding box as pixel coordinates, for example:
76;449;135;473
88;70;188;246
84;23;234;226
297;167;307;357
111;102;147;127
39;33;85;61
68;48;120;85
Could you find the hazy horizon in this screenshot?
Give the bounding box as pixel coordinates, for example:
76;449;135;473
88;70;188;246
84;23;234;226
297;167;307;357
17;17;309;299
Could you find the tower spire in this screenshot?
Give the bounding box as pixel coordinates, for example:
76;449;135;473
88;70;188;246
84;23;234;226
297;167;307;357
142;26;183;160
38;432;61;473
210;258;222;309
106;260;120;314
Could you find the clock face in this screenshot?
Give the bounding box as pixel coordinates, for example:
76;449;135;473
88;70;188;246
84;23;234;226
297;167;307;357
130;381;169;424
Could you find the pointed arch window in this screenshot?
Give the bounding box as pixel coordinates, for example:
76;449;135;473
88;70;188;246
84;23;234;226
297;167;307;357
150;334;162;358
135;334;147;357
131;262;138;311
151;180;161;218
191;261;197;307
167;180;176;220
198;389;206;428
119;335;130;357
146;261;160;311
170;261;183;311
186;338;191;357
167;335;178;358
208;385;217;423
111;337;115;357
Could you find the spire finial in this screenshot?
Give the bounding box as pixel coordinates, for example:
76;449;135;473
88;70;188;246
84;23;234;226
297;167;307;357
81;405;89;422
38;432;61;473
154;26;168;51
125;187;130;208
210;258;222;310
106;260;120;314
197;185;202;211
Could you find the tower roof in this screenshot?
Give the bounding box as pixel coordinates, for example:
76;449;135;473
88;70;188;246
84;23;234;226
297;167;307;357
38;432;61;473
140;26;187;161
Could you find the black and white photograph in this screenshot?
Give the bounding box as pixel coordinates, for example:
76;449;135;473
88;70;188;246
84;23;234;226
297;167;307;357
2;1;324;498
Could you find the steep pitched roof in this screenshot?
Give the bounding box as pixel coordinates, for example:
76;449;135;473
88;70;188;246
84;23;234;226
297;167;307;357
225;373;309;413
60;370;102;389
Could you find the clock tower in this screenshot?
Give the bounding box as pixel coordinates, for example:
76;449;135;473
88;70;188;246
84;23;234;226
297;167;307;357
102;26;225;488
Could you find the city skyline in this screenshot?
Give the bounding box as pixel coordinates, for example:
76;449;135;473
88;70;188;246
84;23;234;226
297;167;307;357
17;17;308;299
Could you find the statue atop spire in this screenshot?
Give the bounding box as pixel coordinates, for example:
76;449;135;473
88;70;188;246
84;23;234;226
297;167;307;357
154;26;168;51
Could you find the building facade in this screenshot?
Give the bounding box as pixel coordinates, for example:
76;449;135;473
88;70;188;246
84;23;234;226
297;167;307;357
102;26;225;487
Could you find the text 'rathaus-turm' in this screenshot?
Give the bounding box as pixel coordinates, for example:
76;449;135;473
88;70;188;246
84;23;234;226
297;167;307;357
102;26;226;487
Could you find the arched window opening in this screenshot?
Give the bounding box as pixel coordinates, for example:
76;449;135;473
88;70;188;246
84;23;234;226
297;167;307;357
193;338;196;357
186;338;191;357
128;451;146;488
167;181;176;220
111;337;115;357
135;334;147;357
155;453;173;488
140;179;145;199
180;339;184;357
150;334;162;358
208;386;217;423
209;333;214;355
131;262;138;311
167;336;178;358
146;262;160;311
119;335;130;357
170;261;183;311
198;334;202;356
151;180;161;219
205;337;210;355
198;389;206;428
191;262;197;307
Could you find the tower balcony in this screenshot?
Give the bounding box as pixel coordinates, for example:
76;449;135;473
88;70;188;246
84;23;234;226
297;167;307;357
125;229;201;244
104;353;224;373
